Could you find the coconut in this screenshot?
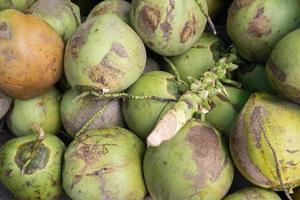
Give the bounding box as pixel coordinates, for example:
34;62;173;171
230;93;300;190
29;0;81;42
0;131;65;200
64;13;146;93
0;9;64;99
266;28;300;104
122;71;179;140
227;0;300;62
130;0;208;56
144;119;234;200
60;89;124;138
7;88;61;137
63;127;146;200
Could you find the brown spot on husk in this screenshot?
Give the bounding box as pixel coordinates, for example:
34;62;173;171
160;0;175;41
268;60;286;82
111;42;128;57
232;0;254;9
91;4;112;17
186;125;224;187
181;15;197;43
231;115;275;186
71;175;83;189
249;106;266;149
138;5;161;36
247;8;271;38
88;66;109;86
0;22;11;39
70;19;94;57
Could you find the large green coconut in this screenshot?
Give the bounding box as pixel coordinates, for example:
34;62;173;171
7;87;61;137
29;0;81;42
0;131;65;200
63;127;147;200
61;89;124;138
237;63;275;94
144;119;234;200
206;86;251;135
230;93;300;190
266;28;300;104
223;187;281;200
87;0;131;24
227;0;300;62
0;90;11;120
122;71;179;140
0;0;36;11
130;0;208;56
64;13;146;93
167;33;225;83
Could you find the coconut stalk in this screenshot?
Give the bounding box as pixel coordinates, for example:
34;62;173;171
147;47;241;147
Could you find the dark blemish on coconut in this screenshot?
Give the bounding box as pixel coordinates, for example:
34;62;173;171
138;5;161;36
249;106;265;149
0;49;16;63
91;4;112;17
230;116;275;185
268;60;286;82
186;125;224;186
0;22;11;39
160;0;175;41
180;15;197;43
111;42;128;57
247;7;271;38
232;0;254;10
70;19;94;57
71;175;83;189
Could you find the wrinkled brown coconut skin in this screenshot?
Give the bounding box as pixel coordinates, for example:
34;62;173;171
0;9;64;100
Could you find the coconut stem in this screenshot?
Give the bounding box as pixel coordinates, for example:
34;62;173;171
258;116;293;200
75;91;177;102
75;103;109;138
164;57;189;93
147;47;241;147
195;0;217;35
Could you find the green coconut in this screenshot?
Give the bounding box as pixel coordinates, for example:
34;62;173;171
130;0;208;56
230;93;300;190
122;71;179;140
0;90;11;120
227;0;300;62
206;86;251;135
223;187;281;200
61;89;124;138
167;33;225;83
87;0;131;24
64;13;146;93
7;87;61;137
63;127;146;200
0;0;36;11
237;63;275;94
266;28;300;104
29;0;81;42
0;131;65;200
144;119;234;200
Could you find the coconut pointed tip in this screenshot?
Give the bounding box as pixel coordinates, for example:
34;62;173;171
147;133;163;147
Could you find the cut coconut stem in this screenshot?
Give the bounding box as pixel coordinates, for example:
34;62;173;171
147;47;240;147
66;0;81;25
195;0;217;35
258;116;293;200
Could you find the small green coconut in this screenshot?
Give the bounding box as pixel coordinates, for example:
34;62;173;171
0;90;11;120
237;63;275;94
63;127;147;200
144;119;234;200
206;86;251;135
223;187;281;200
122;71;179;140
230;93;300;190
87;0;131;24
61;89;124;138
29;0;81;42
227;0;300;62
64;13;146;93
266;28;300;104
0;0;36;11
7;87;61;137
167;33;225;83
130;0;208;56
0;130;65;200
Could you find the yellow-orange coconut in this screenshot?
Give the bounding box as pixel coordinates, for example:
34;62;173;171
0;9;64;99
